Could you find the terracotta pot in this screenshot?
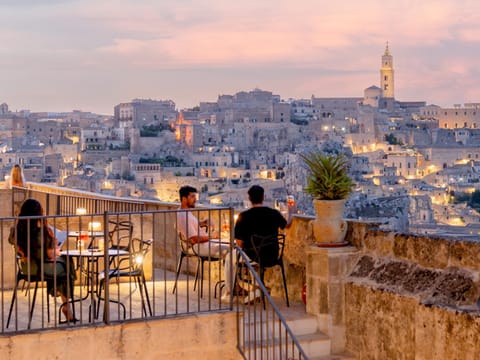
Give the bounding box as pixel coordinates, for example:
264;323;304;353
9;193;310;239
312;199;348;247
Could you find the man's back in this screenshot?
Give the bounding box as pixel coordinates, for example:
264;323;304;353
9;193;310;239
234;206;286;265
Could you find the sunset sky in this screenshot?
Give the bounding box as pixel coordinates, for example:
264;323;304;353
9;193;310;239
1;0;479;114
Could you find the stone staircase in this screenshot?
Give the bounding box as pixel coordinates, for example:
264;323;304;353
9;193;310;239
286;314;355;359
241;310;355;359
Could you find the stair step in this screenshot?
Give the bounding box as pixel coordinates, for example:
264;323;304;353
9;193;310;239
242;331;331;358
286;315;318;336
296;332;331;358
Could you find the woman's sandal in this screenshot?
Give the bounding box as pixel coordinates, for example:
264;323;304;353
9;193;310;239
59;317;79;324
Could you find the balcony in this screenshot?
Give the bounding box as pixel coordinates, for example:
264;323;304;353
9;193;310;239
1;184;309;359
1;183;480;359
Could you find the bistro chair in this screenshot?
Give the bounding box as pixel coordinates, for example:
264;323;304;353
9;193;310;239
250;233;289;307
172;231;223;298
97;238;153;319
7;254;76;328
7;254;49;329
107;220;134;251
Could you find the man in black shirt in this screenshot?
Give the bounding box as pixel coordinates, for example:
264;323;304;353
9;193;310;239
234;185;294;302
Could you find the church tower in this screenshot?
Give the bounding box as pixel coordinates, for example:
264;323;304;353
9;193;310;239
380;42;394;99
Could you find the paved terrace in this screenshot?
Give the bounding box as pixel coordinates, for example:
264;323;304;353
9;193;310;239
2;267;304;330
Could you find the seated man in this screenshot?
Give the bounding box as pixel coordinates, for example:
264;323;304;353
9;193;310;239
176;186;232;301
234;185;294;302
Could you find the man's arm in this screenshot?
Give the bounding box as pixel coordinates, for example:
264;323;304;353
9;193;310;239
189;234;210;244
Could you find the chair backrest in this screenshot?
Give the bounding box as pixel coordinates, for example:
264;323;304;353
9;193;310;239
177;231;192;254
132;238;152;270
116;237;152;273
250;234;285;268
108;220;133;251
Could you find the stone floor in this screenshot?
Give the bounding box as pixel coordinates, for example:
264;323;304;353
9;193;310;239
1;268;307;333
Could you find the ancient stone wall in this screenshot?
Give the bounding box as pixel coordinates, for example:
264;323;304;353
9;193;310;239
344;220;480;359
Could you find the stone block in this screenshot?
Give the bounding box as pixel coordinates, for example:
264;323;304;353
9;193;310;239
329;282;344;325
318;282;329;314
448;240;480;271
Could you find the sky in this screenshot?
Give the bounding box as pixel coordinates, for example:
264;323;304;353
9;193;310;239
1;0;480;115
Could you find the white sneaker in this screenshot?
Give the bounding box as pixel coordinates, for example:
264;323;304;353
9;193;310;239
243;289;262;304
220;292;232;304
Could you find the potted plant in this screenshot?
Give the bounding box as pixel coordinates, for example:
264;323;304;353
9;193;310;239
301;152;354;247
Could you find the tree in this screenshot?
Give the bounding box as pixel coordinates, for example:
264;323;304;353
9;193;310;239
384;133;403;146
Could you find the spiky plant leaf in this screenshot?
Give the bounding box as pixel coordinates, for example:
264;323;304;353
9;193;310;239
300;152;354;200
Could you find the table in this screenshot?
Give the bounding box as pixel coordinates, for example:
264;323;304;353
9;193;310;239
60;248;129;322
67;231;105;250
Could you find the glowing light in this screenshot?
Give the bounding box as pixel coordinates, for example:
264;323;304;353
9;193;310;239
76;207;87;215
88;221;102;231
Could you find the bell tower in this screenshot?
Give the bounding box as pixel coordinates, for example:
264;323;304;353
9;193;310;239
380;42;394;99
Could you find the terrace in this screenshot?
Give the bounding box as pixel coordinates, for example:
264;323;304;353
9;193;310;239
1;183;480;359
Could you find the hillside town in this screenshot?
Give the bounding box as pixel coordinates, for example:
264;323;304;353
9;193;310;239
2;44;480;238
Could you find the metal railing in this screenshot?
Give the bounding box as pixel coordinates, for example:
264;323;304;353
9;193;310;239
3;194;308;359
235;246;308;359
1;207;234;333
12;186;146;216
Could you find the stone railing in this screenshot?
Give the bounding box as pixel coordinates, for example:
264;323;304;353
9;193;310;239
305;219;480;359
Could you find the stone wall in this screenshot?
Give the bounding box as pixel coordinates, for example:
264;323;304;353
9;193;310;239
346;283;480;359
342;220;480;359
0;312;240;360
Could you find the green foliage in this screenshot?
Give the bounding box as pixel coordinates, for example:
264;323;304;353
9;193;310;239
139;156;185;167
301;152;354;200
384;133;403;146
140;123;174;137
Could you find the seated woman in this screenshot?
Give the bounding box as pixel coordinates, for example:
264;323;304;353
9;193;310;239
16;198;77;323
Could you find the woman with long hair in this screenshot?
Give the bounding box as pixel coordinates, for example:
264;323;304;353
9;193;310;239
10;164;26;188
16;198;77;323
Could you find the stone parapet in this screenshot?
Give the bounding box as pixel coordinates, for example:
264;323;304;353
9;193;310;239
0;312;239;359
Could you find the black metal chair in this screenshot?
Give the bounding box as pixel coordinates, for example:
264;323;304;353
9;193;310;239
172;231;223;298
107;220;134;251
7;254;49;329
250;233;289;307
97;238;153;319
7;255;76;328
